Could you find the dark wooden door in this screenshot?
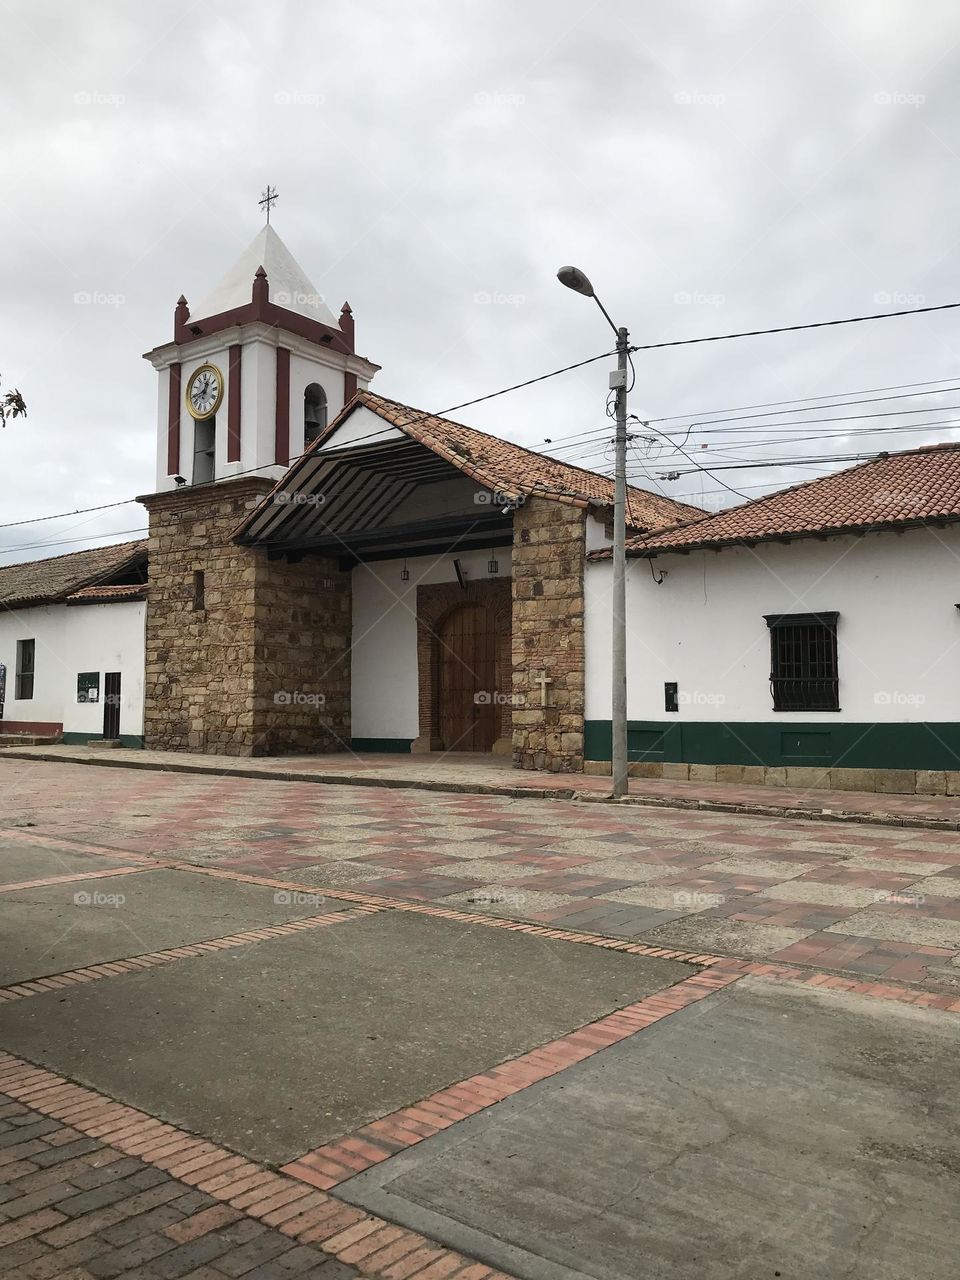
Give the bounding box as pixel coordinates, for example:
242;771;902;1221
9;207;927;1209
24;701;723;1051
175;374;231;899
103;672;121;739
438;605;497;752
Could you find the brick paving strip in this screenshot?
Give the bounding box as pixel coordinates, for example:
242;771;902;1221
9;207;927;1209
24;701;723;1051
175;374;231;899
278;959;960;1191
0;1066;515;1279
0;908;381;1005
1;829;165;864
0;865;163;895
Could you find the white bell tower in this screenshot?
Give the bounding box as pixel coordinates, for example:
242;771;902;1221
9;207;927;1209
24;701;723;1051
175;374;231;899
143;223;380;492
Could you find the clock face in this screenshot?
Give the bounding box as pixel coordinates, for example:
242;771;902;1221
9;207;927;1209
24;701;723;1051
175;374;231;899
186;363;223;419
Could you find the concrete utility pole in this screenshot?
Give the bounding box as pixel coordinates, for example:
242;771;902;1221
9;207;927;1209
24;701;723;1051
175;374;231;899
557;267;630;799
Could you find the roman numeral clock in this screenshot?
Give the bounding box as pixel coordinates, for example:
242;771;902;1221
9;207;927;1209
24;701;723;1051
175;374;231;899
186;363;223;419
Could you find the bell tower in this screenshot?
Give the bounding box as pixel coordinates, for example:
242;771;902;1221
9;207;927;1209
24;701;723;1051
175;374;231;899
142;224;380;492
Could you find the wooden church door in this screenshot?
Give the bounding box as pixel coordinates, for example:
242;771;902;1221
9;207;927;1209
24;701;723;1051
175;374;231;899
438;604;497;752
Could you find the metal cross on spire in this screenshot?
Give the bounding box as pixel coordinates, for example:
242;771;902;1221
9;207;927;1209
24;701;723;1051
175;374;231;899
258;185;279;224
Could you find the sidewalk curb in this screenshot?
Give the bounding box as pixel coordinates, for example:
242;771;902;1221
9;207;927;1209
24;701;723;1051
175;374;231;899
2;747;957;832
587;791;960;832
0;748;578;801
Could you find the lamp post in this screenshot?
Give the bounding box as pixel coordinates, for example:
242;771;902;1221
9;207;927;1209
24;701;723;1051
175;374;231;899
557;266;629;799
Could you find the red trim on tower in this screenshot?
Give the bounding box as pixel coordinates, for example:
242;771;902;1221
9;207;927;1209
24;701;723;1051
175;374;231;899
343;372;358;403
227;344;242;462
173;267;354;357
275;347;291;465
166;363;181;476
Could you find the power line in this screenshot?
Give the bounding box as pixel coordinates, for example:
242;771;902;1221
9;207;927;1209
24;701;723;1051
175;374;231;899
652;384;960;430
0;497;139;531
660;453;882;474
542;383;960;456
652;416;960;455
629;300;960;354
0;527;149;557
644;373;960;426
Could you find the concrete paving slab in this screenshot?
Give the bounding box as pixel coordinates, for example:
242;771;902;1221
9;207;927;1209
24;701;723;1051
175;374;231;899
697;857;818;879
640;916;813;958
272;860;396;886
577;860;676;882
826;910;960;949
918;875;960;898
437;887;577;916
604;885;721;912
0;840;134;885
430;842;530;859
429;860;544;881
844;856;955;876
0;911;688;1165
0;867;353;985
338;976;960;1280
759;880;891;908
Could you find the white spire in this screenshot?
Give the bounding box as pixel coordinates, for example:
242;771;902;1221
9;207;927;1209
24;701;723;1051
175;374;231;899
193;226;338;326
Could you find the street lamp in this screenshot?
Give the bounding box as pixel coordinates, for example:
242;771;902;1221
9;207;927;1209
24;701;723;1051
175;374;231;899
557;265;630;799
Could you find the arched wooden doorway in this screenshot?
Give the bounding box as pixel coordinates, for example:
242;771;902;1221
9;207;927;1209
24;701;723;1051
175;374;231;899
437;603;497;752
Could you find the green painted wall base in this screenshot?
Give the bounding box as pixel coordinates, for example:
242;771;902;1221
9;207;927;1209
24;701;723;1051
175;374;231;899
584;719;960;772
62;732;144;749
350;737;413;754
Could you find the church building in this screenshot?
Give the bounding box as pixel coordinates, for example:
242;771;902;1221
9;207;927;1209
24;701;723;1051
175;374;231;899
137;224;697;770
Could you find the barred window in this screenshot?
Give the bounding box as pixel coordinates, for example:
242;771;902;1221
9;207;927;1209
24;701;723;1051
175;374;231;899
765;612;839;712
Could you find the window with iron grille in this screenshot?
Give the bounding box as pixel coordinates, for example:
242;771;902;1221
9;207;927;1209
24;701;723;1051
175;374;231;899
765;612;839;712
15;638;35;701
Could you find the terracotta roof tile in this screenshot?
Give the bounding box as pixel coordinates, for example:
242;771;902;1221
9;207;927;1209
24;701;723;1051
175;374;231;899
335;391;703;532
0;540;148;609
616;443;960;555
66;582;147;603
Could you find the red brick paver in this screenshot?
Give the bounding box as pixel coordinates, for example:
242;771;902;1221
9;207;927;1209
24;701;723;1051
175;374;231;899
0;1060;517;1279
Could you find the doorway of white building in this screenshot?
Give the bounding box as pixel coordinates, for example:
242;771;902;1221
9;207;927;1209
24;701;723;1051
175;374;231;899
102;672;121;739
438;604;497;752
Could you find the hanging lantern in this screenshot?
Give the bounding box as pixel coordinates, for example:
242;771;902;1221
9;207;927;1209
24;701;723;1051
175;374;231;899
400;560;410;582
487;554;499;575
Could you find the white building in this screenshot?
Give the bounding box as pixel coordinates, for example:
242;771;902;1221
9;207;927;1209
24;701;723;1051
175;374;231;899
0;541;147;745
585;445;960;790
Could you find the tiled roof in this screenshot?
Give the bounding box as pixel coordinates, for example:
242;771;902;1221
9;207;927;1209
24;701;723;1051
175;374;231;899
325;391;704;532
66;583;147;603
0;540;147;609
615;443;960;556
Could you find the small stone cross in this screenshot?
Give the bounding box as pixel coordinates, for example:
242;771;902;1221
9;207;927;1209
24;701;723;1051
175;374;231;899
533;671;553;707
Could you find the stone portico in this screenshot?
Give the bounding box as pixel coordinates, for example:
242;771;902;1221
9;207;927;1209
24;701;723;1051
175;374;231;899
139;481;590;771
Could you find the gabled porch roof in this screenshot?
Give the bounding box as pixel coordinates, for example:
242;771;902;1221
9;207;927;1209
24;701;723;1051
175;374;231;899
233;392;702;558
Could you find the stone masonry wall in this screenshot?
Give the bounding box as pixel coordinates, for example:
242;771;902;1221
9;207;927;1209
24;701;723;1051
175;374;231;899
252;554;352;755
141;479;351;756
511;497;586;772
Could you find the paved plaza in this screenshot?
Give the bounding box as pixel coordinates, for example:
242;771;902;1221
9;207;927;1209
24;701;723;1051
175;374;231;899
0;755;958;1278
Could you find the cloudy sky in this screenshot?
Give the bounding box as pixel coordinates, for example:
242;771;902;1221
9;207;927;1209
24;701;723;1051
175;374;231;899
3;0;960;562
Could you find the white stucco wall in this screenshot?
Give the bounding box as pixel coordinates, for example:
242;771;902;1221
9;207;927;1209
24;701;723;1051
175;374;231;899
585;525;960;724
288;354;344;462
320;406;404;452
350;548;512;741
0;601;145;738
